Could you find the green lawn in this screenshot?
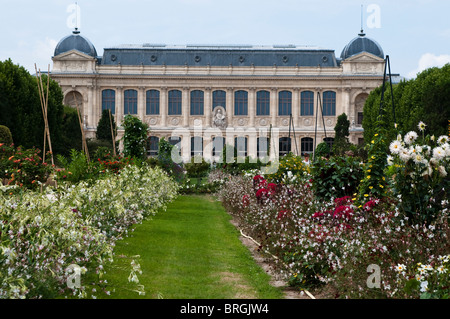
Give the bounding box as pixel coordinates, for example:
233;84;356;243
99;194;284;299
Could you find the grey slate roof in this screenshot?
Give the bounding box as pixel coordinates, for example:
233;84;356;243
340;32;384;60
54;29;98;58
100;44;339;67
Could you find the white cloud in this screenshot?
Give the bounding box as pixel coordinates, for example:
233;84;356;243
408;53;450;79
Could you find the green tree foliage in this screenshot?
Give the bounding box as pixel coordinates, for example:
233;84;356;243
0;125;13;145
122;115;149;160
0;59;73;155
363;64;450;142
96;109;117;142
332;113;351;155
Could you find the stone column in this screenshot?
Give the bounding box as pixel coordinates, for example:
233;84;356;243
292;88;300;130
116;86;123;125
160;87;167;127
87;85;94;129
248;131;257;159
204;87;212;127
248;87;256;127
226;87;233;126
182;87;189;127
270;88;278;126
138;86;146;122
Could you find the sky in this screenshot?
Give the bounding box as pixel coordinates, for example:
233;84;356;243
1;0;449;79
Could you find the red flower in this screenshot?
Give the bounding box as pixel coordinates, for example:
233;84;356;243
255;188;268;199
242;194;250;207
277;210;289;220
267;183;277;193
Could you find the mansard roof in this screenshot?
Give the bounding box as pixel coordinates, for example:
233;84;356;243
100;44;339;67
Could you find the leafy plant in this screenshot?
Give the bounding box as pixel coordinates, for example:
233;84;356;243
122;115;148;160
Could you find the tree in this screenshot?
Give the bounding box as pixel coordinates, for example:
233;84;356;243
0;59;67;155
122;115;149;159
363;63;450;143
96;109;117;142
332;113;351;155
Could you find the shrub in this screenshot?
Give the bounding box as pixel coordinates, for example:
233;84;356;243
386;122;450;225
122;115;149;160
184;155;210;178
0;164;179;299
0;143;52;190
310;155;364;201
0;125;13;145
314;142;330;159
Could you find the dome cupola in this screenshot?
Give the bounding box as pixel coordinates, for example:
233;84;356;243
54;29;97;57
340;30;384;60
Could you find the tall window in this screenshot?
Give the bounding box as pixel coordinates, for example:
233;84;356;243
168;90;182;115
256;90;270;116
169;136;182;157
147;136;159;157
278;91;292;116
212;137;225;157
234;90;248;116
257;137;269;158
322;91;336;116
279;137;291;157
190;90;204;115
102;89;116;114
146;90;160;115
124;89;138;115
301;137;313;154
213;90;226;110
234;137;248;157
191;136;203;157
324;137;334;151
301;91;314;116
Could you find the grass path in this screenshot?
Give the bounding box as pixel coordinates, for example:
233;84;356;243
100;194;284;299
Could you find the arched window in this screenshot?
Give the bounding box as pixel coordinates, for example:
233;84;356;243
234;137;248;157
124;89;138;115
234;90;248;116
146;90;160;115
147;136;159;157
278;91;292;116
168;90;182;115
301;137;314;154
190;90;204;115
102;89;116;114
257;137;269;158
191;136;203;157
213;90;226;110
300;91;314;116
322;91;336;116
212;136;225;157
279;137;291;157
256;90;270;116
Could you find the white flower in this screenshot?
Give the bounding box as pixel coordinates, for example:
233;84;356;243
394;264;406;272
437;135;449;145
387;155;394;166
399;148;411;162
432;147;445;160
389;140;403;154
438;166;447;177
420;281;428;292
417;121;426;131
404;131;418;145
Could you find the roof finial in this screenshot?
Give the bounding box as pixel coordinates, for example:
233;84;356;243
72;2;80;34
359;4;366;36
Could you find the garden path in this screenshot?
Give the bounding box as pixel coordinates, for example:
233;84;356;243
102;194;288;299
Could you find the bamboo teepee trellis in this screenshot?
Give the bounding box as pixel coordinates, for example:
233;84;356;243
34;64;55;166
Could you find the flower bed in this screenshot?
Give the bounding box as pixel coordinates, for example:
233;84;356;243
0;164;179;299
218;125;450;298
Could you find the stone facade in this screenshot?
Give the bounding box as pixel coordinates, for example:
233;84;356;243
51;31;386;162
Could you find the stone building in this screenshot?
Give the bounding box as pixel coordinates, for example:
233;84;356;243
51;28;386;162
